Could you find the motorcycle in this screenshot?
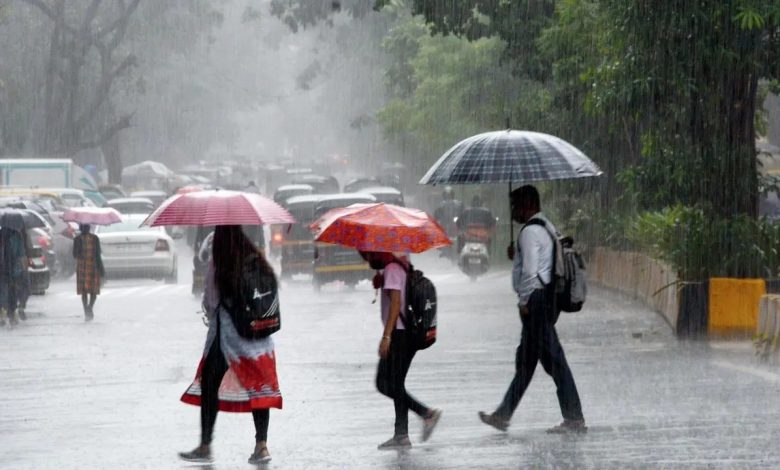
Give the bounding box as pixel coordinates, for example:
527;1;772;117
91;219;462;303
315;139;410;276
456;222;494;281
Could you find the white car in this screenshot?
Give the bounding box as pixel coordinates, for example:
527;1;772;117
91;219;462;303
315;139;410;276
130;190;169;208
105;197;155;215
95;214;178;283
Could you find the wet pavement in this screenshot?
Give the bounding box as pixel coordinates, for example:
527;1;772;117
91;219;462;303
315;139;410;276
1;247;778;469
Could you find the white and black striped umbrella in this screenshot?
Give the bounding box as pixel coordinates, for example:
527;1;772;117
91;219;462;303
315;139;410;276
419;130;602;185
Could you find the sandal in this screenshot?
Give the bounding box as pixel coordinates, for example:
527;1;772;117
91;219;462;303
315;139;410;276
248;446;272;464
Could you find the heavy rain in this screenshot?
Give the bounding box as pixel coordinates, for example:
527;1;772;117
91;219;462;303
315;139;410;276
0;0;779;468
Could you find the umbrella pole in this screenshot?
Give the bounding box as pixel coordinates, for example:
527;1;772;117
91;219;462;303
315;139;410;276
508;181;513;253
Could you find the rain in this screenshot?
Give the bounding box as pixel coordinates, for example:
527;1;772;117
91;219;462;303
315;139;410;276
0;0;779;468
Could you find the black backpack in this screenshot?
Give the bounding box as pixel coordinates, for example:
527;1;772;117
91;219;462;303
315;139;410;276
522;219;587;313
390;261;438;350
221;254;281;340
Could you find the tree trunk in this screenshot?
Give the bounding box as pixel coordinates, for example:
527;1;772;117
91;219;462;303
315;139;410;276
101;134;122;184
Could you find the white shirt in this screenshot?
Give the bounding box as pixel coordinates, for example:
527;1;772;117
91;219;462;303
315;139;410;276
512;212;557;306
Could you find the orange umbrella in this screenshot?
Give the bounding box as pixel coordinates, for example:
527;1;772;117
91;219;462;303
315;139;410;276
310;203;451;254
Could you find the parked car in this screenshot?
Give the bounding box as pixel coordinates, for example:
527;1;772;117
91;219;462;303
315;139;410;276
95;214;179;283
343;177;381;193
0;193;76;277
357;186;405;206
29;227;56;275
105;197;155;215
99;184;127;201
290;174;340;194
27;228;51;295
273;184;314;205
37;188;97;208
130;190;169;208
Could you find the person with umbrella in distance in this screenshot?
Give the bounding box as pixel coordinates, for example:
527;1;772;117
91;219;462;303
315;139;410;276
179;225;283;465
0;212;28;326
478;185;586;434
72;224;104;321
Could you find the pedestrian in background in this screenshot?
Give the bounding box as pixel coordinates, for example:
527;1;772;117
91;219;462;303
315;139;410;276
72;223;104;321
478;185;586;434
361;250;442;450
179;225;282;465
0;217;27;326
14;228;32;321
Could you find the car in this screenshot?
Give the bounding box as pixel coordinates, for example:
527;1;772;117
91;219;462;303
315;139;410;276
95;214;178;283
130;190;169;208
36;188;97;208
99;184;127;201
29;227;56;275
357;186;405;206
343;177;381;193
27;228;51;295
105;197;155;215
290;174;339;194
273;184;314;205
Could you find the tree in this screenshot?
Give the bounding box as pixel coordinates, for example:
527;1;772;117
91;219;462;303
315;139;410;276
19;0;141;181
590;0;780;217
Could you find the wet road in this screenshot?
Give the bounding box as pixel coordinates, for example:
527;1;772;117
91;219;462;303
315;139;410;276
0;245;778;469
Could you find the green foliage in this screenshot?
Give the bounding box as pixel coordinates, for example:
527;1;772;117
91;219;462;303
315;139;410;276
376;14;518;168
625;205;780;280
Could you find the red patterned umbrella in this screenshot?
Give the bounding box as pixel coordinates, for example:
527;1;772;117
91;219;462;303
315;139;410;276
310;203;451;254
142;190;295;227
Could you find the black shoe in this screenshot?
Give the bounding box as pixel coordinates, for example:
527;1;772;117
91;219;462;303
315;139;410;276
377;435;412;450
478;411;509;432
421;409;442;442
178;447;212;463
546;419;587;434
17;308;26;321
8;314;18;326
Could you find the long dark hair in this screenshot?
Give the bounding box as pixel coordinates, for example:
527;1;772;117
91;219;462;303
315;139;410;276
212;225;275;301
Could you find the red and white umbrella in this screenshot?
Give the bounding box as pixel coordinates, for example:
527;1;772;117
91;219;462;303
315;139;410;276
62;207;122;226
141;190;295;227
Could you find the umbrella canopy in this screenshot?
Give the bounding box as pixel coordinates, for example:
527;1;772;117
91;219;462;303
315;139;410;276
310;203;451;254
62;207;122;226
0;209;27;232
0;208;47;230
142;190;295;227
419;130;602;185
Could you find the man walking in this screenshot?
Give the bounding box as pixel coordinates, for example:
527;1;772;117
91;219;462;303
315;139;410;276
478;185;586;434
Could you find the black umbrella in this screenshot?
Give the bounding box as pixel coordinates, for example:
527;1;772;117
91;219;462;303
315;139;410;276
0;208;46;231
420;129;603;245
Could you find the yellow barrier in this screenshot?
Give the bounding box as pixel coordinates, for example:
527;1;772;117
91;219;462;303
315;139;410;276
709;278;766;336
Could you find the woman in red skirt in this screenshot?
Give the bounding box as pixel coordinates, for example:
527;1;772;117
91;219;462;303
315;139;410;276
179;225;282;464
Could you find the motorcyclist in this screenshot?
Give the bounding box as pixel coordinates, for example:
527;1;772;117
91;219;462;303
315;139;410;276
456;194;496;254
433;186;463;237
